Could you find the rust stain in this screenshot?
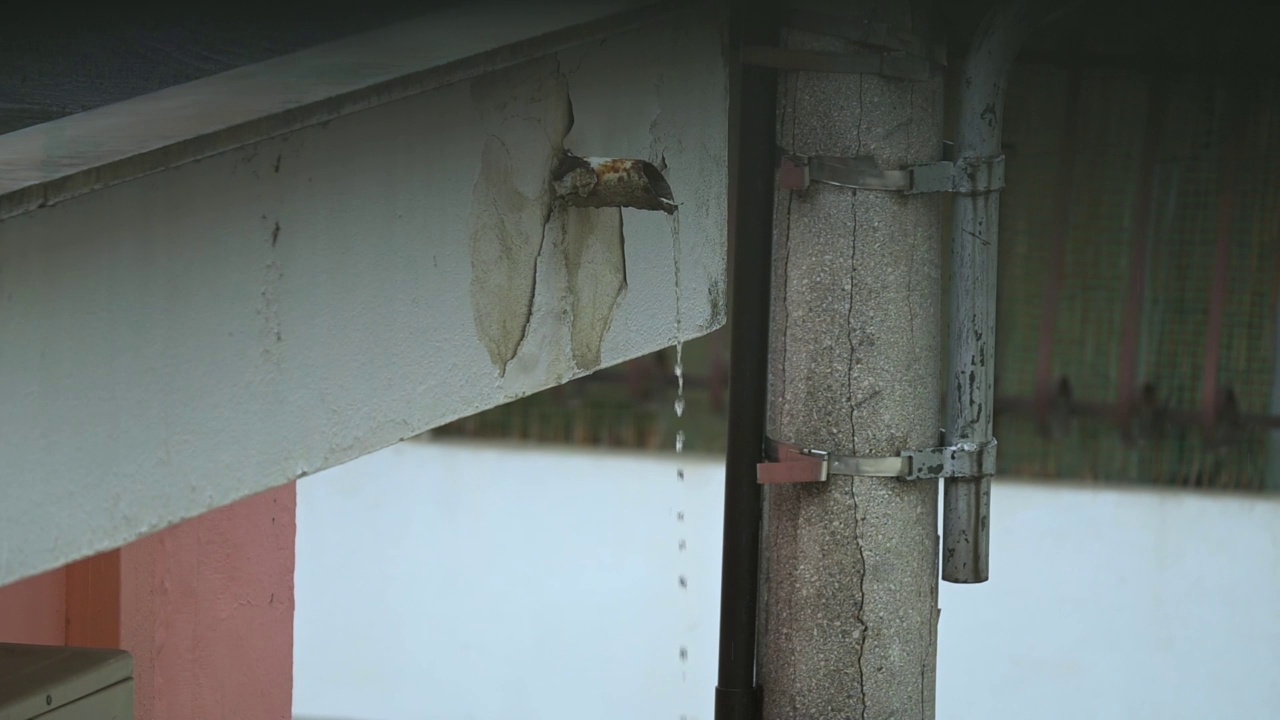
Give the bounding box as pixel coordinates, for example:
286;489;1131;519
552;152;676;214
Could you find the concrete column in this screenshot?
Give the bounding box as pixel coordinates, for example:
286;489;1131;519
759;2;944;717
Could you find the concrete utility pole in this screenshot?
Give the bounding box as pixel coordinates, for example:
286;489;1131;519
756;0;945;717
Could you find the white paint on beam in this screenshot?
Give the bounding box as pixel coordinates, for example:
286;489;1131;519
0;2;728;586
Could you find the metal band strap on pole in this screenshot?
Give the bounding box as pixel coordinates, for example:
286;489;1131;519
776;146;1006;195
757;437;998;485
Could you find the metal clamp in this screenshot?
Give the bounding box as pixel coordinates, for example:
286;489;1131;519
783;10;948;67
741;46;930;82
908;157;1006;195
758;437;997;485
778;151;1005;195
905;441;998;480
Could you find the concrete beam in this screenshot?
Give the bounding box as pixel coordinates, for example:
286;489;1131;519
0;1;728;586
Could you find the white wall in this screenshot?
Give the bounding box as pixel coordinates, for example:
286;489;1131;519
295;440;1280;720
295;441;721;720
940;482;1280;720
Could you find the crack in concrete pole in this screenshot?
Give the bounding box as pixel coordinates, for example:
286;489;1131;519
759;1;944;718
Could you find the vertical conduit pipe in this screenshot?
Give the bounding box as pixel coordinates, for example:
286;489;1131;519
944;0;1039;584
1032;70;1081;431
714;1;778;718
1116;78;1168;441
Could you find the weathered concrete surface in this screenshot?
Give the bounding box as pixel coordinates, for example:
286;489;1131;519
759;3;945;717
467;58;574;375
560;206;629;371
0;2;728;588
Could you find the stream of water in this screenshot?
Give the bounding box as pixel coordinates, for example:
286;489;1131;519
669;210;691;719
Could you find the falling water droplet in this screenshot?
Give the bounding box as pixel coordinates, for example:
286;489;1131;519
670;208;686;452
675;342;685;392
669;207;693;718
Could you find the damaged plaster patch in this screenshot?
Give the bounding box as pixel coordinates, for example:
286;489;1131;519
556;206;627;370
466;58;572;376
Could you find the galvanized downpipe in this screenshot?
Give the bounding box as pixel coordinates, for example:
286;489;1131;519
944;0;1041;584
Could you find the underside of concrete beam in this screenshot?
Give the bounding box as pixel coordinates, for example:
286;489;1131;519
0;0;728;587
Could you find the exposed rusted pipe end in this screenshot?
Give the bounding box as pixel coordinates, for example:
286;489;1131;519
552;152;677;214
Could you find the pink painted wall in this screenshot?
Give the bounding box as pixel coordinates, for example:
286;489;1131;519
0;567;66;645
0;482;295;720
122;482;296;720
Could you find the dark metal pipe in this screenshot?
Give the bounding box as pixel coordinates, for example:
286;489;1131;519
1201;85;1249;433
1033;70;1082;430
714;1;778;718
1116;78;1168;441
945;0;1042;584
